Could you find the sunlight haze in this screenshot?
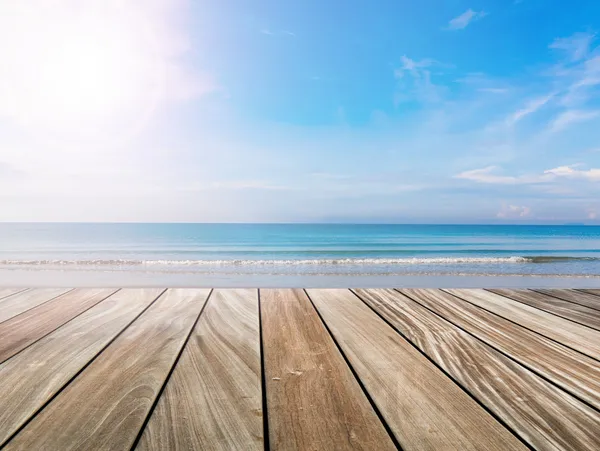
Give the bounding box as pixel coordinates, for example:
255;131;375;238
1;0;599;223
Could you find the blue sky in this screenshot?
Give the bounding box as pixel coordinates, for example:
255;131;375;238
1;0;599;223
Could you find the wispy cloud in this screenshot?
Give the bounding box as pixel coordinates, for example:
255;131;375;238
457;164;600;185
558;53;600;107
394;55;446;103
544;165;600;181
506;94;554;125
550;32;595;62
455;166;519;184
446;9;487;31
260;29;295;37
549;109;600;132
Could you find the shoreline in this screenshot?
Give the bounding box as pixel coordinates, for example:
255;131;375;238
1;268;599;288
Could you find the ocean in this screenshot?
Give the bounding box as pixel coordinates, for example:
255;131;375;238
1;223;599;287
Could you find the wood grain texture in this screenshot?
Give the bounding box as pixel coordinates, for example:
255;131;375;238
580;289;600;300
401;289;600;411
306;289;525;451
0;288;28;301
489;289;600;331
5;288;208;451
0;288;163;447
0;288;118;364
0;288;71;323
356;288;600;451
536;289;600;312
261;289;395;451
445;289;600;361
137;289;263;451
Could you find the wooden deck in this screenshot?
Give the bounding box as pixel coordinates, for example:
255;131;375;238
0;288;599;450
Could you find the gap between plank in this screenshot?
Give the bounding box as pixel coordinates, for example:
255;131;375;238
534;289;600;314
440;289;600;364
129;288;215;451
484;289;600;332
0;289;122;367
257;289;271;451
573;288;600;307
303;289;404;451
0;288;168;450
0;288;29;302
396;289;600;414
0;288;76;327
349;289;534;451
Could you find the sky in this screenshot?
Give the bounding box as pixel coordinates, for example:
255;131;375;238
1;0;599;224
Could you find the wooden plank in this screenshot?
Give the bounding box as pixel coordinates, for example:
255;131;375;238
0;288;163;447
260;289;395;451
0;288;28;301
401;289;600;410
536;289;600;312
4;288;209;451
445;289;600;361
306;289;525;451
580;289;600;300
356;288;600;451
137;289;263;451
0;288;119;364
489;289;600;331
0;288;71;323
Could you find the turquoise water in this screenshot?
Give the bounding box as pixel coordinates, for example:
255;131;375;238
1;223;599;281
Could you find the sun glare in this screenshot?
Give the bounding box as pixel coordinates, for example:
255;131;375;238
0;2;173;135
39;32;134;118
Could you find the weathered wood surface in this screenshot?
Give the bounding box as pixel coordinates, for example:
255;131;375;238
261;289;395;451
401;289;600;410
5;288;209;451
489;288;600;331
356;288;600;451
0;288;27;301
0;288;71;323
445;289;600;361
306;288;525;451
0;288;118;364
580;289;600;300
0;288;163;447
4;286;600;450
536;289;600;312
137;289;263;451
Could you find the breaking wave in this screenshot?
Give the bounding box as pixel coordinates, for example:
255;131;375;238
0;256;597;267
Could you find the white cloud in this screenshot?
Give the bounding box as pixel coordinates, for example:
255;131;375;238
446;9;487;31
455;166;518;184
506;94;554;125
456;164;600;186
394;56;445;103
559;54;600;107
550;32;595;62
549;110;600;132
396;56;436;73
544;165;600;181
497;204;532;219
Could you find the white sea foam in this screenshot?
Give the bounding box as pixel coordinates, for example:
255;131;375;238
0;256;532;266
